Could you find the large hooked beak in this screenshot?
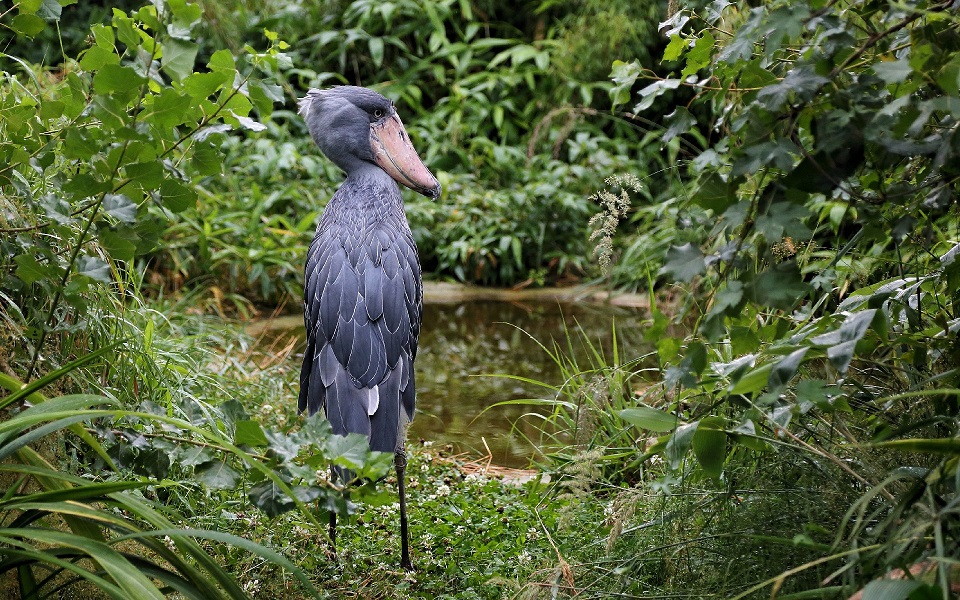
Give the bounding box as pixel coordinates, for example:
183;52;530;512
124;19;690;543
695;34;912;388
370;114;441;199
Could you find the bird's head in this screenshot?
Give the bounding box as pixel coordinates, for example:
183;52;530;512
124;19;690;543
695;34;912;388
298;86;441;199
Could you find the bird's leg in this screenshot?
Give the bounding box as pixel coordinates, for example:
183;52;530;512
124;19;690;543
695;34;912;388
328;465;338;562
395;447;413;570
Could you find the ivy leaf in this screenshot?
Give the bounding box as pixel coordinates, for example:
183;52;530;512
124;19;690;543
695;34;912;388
682;30;715;78
660;243;706;282
609;60;640;107
249;480;295;518
195;460;240;490
663;35;686;62
132;448;171;479
634;79;682;113
756;66;828;111
327;433;371;470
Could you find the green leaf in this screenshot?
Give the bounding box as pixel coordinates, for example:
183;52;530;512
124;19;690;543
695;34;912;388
665;422;698;470
98;227;138;262
662;35;686;62
873;59;912;84
207;49;236;75
662;106;696;143
749;261;811;310
132;448;171;479
728;362;773;395
634;79;682;113
161;38;199;83
872;438;960;454
248;480;295;518
102;194;137;224
682;31;714;78
195;460;240;489
11;14;46;37
159;179;196;213
93;64;146;94
182;71;231;99
75;256;111;283
369;37;384;68
767;348;807;390
148;88;193;128
14;255;56;285
858;579;925;600
167;0;202;26
234;420;269;447
660;243;705;282
692;417;726;478
79;46;120;70
124;161;164;190
620;406;681;432
327;433;371;470
90;23;114;49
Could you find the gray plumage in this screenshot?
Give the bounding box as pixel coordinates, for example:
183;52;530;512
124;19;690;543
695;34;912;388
296;85;439;450
296;86;439;570
297;169;422;453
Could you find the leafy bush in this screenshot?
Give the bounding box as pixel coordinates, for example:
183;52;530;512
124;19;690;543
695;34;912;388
521;0;960;597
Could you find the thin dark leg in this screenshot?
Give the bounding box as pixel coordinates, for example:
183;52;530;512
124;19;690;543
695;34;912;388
395;448;413;570
328;465;338;562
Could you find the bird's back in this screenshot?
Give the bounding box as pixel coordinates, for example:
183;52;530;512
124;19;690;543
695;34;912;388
298;174;422;454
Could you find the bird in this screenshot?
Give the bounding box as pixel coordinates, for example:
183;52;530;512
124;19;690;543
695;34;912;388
296;86;440;571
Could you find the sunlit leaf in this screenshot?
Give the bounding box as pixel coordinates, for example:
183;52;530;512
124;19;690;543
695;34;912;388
620;405;681;433
692;417;726;479
234;420;268;447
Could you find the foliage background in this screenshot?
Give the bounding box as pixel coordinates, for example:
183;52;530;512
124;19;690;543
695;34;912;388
1;0;959;598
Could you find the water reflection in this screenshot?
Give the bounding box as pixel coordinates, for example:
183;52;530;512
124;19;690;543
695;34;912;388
413;300;648;467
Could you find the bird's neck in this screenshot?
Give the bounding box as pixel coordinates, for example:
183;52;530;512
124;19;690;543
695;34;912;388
325;165;406;225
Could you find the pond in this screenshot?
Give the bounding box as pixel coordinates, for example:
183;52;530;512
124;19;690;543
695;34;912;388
273;285;653;467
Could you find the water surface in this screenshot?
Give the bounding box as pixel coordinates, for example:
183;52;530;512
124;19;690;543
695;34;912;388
413;299;649;467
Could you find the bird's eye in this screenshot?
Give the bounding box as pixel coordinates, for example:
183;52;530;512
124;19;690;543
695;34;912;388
373;109;384;119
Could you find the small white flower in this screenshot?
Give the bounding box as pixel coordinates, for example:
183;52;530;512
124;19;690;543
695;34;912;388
436;484;450;497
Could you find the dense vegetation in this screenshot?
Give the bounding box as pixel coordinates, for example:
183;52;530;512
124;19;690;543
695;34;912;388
1;0;958;599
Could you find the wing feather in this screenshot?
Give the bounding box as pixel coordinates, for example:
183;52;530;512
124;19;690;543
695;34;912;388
299;184;423;449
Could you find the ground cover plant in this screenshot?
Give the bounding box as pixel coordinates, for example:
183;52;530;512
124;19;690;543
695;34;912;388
2;0;959;598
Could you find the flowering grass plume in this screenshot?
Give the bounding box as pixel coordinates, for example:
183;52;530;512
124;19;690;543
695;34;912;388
588;174;643;272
